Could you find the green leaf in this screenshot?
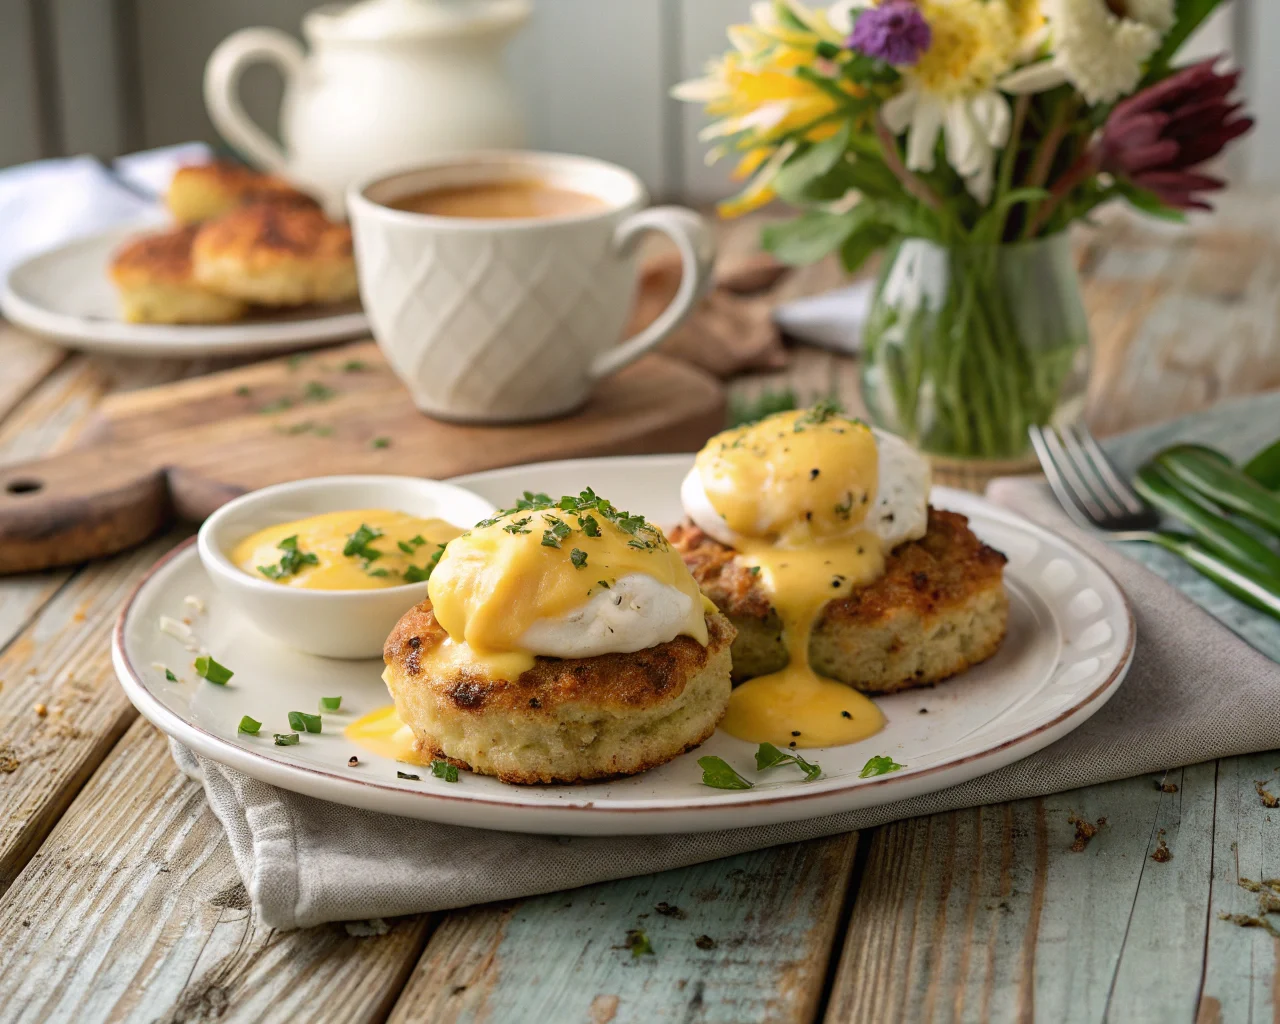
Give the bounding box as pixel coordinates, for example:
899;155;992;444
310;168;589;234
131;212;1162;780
1244;439;1280;491
973;186;1050;243
431;759;460;782
859;755;905;778
288;710;322;733
697;755;754;790
762;210;860;267
237;715;261;735
1144;0;1223;83
320;696;342;711
772;123;852;203
1114;180;1187;223
839;224;892;274
194;655;233;685
754;742;823;782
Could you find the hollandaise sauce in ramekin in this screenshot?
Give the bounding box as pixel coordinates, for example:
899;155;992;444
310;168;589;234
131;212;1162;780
691;407;904;747
231;510;461;590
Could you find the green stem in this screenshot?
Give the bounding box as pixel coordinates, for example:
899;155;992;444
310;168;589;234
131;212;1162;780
873;115;947;215
993;94;1030;243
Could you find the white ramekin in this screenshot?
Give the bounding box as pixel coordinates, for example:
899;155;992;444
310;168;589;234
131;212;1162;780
196;475;495;659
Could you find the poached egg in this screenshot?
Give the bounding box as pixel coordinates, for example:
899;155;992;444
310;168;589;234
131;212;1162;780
682;406;931;747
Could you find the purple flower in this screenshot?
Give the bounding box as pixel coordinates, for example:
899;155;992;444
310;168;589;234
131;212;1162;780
848;1;931;67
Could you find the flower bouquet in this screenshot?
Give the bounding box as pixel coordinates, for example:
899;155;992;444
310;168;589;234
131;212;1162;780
676;0;1252;465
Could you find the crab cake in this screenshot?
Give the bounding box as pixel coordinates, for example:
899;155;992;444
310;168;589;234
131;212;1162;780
191;203;358;306
165;161;317;224
109;225;247;324
383;602;735;784
670;507;1008;693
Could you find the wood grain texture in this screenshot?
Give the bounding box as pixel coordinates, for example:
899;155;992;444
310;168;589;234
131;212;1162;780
389;833;858;1024
0;717;434;1024
0;344;724;573
0;326;65;429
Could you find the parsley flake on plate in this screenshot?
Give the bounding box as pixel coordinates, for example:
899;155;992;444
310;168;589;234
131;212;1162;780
194;655;233;685
430;760;460;782
238;716;262;735
859;755;905;778
697;755;753;790
288;711;322;734
320;696;342;711
755;742;822;782
164;668;177;682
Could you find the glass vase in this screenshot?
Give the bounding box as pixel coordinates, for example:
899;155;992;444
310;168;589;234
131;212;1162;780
860;234;1090;464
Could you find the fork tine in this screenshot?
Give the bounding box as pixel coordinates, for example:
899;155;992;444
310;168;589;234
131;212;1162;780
1028;425;1101;530
1057;424;1128;518
1067;422;1146;515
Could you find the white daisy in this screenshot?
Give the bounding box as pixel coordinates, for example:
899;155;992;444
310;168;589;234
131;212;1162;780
1000;0;1176;105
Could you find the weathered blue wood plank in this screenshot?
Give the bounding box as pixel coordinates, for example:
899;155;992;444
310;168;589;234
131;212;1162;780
387;834;858;1024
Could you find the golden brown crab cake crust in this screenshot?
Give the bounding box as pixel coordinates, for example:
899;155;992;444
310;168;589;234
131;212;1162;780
191;203;358;306
382;604;737;785
165;161;317;224
668;507;1009;693
109;225;247;324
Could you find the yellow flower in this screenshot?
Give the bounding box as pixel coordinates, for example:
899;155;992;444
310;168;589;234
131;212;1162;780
911;0;1019;97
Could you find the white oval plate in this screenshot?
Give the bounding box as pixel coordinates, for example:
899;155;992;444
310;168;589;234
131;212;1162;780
113;456;1135;836
1;225;369;357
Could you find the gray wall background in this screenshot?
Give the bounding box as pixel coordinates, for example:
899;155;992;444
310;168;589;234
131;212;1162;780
0;0;1265;202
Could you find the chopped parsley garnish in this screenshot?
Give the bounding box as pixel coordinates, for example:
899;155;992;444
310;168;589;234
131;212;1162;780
371;436;391;449
597;580;611;589
859;755;905;778
194;655;233;685
476;488;664;551
397;770;421;781
431;759;460;782
366;568;393;578
343;524;384;564
258;534;319;580
698;755;754;790
164;668;177;682
403;543;446;583
288;710;323;733
570;548;588;569
320;696;342;711
755;742;822;782
274;732;300;746
397;540;416;554
238;716;262;735
304;381;336;403
626;928;655;958
798;399;843;426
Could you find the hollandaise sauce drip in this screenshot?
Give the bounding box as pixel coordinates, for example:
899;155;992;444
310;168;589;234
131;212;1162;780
696;407;888;747
345;705;429;765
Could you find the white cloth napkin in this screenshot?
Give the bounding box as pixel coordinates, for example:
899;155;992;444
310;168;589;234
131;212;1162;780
772;280;872;354
0;143;211;283
172;469;1280;930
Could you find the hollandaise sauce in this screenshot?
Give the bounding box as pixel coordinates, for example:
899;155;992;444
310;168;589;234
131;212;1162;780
345;705;429;765
230;510;461;590
421;491;710;681
696;408;888;747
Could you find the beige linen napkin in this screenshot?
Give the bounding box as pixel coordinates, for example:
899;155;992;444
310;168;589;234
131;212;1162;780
172;463;1280;929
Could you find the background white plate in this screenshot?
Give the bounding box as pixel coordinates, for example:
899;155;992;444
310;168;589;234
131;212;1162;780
2;225;370;357
113;455;1135;835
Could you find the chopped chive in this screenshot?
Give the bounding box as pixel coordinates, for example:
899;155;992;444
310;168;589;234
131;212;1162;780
320;696;342;711
274;732;300;746
397;770;421;781
238;716;262;735
288;710;322;733
371;436;391;449
431;759;459;782
194;655;233;685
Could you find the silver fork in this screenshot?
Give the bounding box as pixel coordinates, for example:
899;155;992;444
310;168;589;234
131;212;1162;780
1028;422;1161;540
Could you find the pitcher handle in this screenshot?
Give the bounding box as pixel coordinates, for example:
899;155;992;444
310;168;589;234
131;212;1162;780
204;27;305;176
589;206;716;381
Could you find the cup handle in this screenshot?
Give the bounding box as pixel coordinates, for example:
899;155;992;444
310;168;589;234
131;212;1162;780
589;206;716;381
204;28;304;176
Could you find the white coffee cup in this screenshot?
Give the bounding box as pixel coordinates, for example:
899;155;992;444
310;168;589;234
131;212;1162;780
347;151;715;423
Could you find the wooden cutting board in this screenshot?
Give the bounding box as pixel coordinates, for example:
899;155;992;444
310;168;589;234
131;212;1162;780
0;340;725;574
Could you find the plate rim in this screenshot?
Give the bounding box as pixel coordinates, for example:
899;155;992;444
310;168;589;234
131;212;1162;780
112;459;1136;829
1;225;369;357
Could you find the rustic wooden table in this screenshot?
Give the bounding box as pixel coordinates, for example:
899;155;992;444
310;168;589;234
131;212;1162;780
1;194;1279;1023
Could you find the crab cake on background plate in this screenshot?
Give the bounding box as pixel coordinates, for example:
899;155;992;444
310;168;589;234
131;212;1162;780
109;225;247;324
191;203;358;307
380;489;736;785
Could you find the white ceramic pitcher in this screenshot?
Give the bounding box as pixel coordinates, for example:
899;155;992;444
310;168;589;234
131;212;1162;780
204;0;530;216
